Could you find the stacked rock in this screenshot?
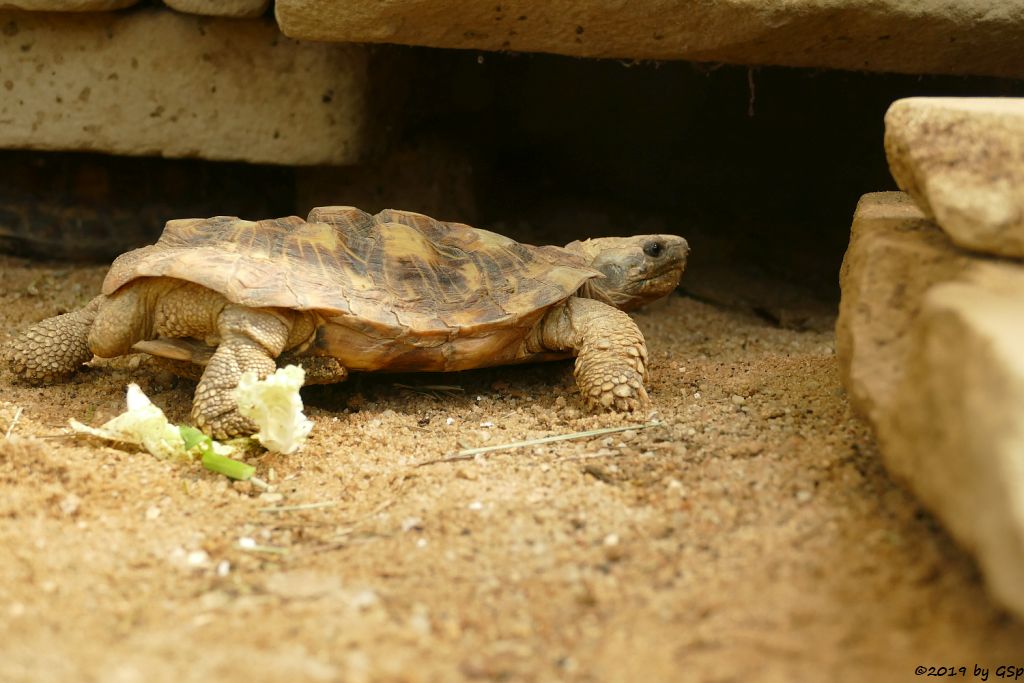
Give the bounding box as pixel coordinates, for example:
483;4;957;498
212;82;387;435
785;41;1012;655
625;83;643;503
837;97;1024;619
0;4;366;165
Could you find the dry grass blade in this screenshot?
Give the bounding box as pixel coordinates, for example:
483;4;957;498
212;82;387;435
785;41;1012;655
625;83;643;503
3;406;23;440
259;501;339;513
416;421;663;466
238;544;289;555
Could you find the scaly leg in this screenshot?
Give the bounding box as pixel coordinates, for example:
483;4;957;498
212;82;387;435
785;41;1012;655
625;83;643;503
192;306;291;439
6;296;105;383
134;338;348;385
531;296;650;412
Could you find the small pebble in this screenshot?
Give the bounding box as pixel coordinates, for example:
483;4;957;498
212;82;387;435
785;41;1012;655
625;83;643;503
731;394;746;405
796;490;813;503
468;500;483;511
260;492;284;504
186;550;210;567
145;506;161;520
58;494;81;516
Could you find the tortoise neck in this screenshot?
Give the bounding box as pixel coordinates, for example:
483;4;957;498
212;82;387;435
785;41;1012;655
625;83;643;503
576;280;614;307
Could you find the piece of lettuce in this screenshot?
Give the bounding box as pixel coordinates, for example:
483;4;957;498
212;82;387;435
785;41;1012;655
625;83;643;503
234;365;313;455
69;384;255;481
70;383;190;461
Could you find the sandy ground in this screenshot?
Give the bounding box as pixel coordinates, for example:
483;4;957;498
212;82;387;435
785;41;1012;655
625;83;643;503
1;254;1022;683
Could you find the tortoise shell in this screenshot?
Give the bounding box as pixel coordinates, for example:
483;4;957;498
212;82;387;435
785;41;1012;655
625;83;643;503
104;207;600;342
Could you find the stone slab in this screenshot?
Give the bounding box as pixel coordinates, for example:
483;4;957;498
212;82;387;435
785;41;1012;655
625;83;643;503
0;1;135;9
878;265;1024;618
886;97;1024;259
276;0;1024;79
0;9;366;165
163;0;268;18
835;192;971;425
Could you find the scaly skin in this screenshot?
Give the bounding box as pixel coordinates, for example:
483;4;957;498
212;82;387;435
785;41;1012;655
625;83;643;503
532;296;650;413
191;306;291;439
8;280;314;438
5;296;104;383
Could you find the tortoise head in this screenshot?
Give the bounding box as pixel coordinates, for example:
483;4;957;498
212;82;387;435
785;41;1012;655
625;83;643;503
567;235;689;311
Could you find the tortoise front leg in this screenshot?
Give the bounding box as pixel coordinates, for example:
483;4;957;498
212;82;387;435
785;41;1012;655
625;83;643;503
134;338;349;385
532;296;650;412
192;306;291;439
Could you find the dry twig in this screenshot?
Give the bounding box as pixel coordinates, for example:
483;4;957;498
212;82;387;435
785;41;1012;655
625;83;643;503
416;421;663;466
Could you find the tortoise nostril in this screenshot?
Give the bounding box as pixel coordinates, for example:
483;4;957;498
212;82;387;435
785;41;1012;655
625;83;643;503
643;241;663;258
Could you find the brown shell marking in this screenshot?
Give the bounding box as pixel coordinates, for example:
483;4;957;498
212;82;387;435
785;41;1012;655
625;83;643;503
103;207;599;339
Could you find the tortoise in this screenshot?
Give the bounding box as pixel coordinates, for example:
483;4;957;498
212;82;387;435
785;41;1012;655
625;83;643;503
6;206;689;438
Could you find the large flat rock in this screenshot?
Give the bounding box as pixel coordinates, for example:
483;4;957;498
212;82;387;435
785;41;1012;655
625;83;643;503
886;97;1024;259
838;192;1024;618
276;0;1024;78
0;1;135;9
0;10;366;165
878;265;1024;618
835;192;971;425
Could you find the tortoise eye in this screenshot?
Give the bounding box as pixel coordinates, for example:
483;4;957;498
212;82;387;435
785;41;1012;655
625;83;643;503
643;241;664;258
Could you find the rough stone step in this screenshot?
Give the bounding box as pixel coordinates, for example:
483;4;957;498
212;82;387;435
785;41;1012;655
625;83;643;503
837;191;1024;619
276;0;1024;79
836;192;972;426
886;97;1024;259
878;265;1024;620
163;0;269;18
0;9;366;165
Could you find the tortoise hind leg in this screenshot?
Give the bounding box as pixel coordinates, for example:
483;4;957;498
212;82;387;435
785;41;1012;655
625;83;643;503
279;354;348;385
6;295;105;383
532;296;650;413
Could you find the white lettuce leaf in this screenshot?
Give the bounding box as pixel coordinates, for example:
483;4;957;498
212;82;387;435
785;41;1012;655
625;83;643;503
234;365;313;455
70;383;191;460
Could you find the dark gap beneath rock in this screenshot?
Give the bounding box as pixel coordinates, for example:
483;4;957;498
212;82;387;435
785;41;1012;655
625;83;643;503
3;47;1022;322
